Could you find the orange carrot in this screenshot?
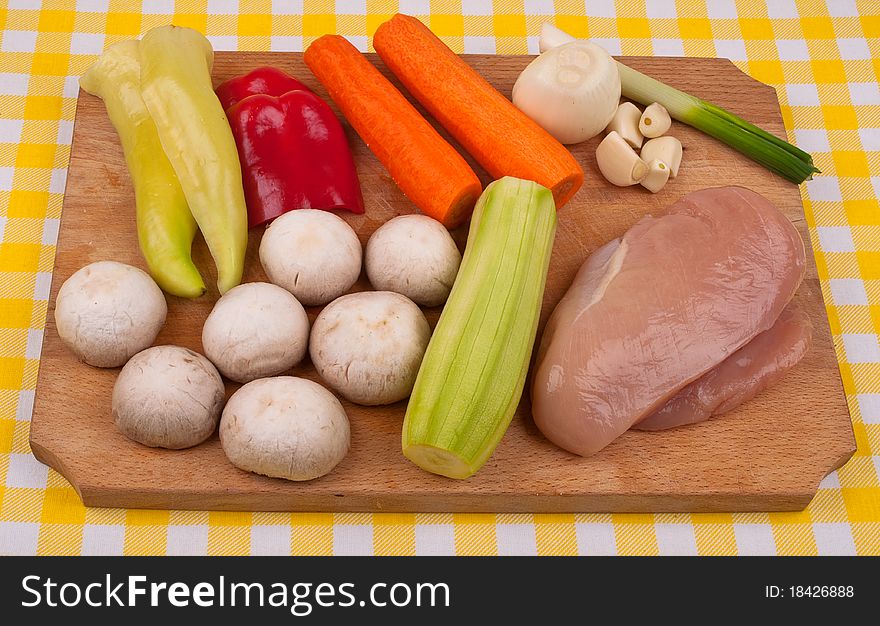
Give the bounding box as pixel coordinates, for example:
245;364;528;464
374;14;584;208
304;35;481;229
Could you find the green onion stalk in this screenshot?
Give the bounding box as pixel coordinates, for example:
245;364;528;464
616;62;819;184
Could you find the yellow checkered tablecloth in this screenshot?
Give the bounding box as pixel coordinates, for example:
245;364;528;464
1;0;878;556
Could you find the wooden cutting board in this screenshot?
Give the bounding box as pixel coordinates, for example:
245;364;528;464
29;53;855;512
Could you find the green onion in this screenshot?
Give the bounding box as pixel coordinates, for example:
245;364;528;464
617;62;819;184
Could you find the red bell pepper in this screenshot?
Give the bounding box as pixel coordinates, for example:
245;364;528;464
216;66;310;109
216;67;364;228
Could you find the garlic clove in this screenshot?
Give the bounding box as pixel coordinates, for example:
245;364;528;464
596;131;648;187
641;136;682;178
639;103;672;138
605;102;643;149
640;159;670;193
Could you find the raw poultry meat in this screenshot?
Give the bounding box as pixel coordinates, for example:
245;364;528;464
531;186;807;457
634;303;812;431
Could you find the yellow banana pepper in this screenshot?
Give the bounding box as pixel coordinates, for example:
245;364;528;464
139;25;248;295
80;40;206;298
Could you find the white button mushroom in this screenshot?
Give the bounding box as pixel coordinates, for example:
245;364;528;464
309;291;431;406
259;209;362;307
605;102;644;149
112;345;225;449
640;136;683;178
54;261;167;368
365;214;462;307
220;376;350;481
201;282;310;384
639;102;672;138
595;131;649;187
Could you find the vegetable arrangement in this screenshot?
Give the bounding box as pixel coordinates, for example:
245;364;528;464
539;23;819;184
58;15;819;488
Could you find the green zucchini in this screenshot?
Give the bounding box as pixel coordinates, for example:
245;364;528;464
402;176;558;479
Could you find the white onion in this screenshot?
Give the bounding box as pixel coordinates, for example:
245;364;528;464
512;41;621;145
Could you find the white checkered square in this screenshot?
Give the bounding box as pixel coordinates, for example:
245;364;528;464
333;524;373;556
166;525;209;556
81;524;125;555
591;38;621;56
819;471;841;489
336;0;365;15
815;218;849;248
345;35;368;52
70;32;105;55
575;522;616;555
7;1;43;9
652;39;684;56
0;167;13;192
76;0;109;12
398;0;430;15
857;394;880;423
733;524;776;555
587;0;617;18
645;0;676;19
0;214;6;241
776;39;810;61
655;523;698;555
250;525;291;556
714;39;747;61
807;177;843;202
25;328;43;359
63;75;80;98
461;0;493;16
0;522;39;556
849;82;880;105
271;0;304;15
842;334;880;363
872;176;880;199
463;36;495;54
415;524;455;555
0;119;24;144
524;0;555;15
766;0;799;19
858;128;880;151
794;129;831;152
141;0;176;14
837;38;871;60
57;119;74;145
706;0;738;19
49;169;66;195
1;30;37;53
827;0;859;17
33;272;52;301
813;523;856;555
207;0;239;14
6;453;49;489
15;389;34;421
270;36;303;52
0;72;29;96
829;278;869;305
206;36;237;51
786;83;820;106
495;523;537;556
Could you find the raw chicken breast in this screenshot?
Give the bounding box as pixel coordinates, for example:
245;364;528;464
531;186;806;457
634;303;812;431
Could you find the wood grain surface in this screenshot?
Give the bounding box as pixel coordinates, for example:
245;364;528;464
29;53;855;512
